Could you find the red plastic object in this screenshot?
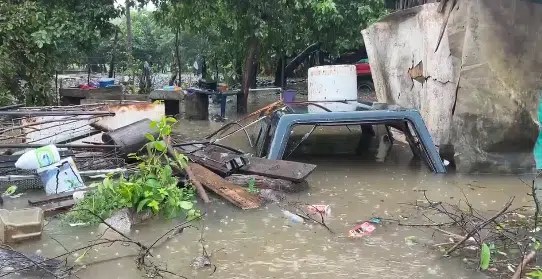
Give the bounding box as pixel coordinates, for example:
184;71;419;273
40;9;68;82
355;63;371;76
306;205;331;216
348;221;376;238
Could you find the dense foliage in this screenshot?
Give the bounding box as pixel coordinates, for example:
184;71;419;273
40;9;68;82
0;0;120;105
0;0;388;106
64;116;198;225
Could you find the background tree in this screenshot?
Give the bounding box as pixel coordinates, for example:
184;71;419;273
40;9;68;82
0;0;120;105
147;0;388;111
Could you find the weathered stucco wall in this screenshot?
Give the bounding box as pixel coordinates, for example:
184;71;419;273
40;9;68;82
362;4;457;147
363;0;542;173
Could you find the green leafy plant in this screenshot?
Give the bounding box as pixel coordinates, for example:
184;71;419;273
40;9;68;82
528;269;542;279
480;242;491;270
2;186;17;196
64;116;199;225
247;178;259;194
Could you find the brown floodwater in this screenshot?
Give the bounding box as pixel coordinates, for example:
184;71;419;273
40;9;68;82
2;90;534;279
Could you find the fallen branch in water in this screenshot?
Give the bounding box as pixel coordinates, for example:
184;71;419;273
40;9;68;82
510;251;536;279
1;209;202;279
444;197;514;256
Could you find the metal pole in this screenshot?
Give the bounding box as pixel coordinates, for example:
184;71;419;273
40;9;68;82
0;104;24;111
0;111;115;116
0;144;119;149
0;168;129;182
281;52;285;89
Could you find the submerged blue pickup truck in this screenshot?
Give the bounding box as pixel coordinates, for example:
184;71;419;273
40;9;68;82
253;101;446;173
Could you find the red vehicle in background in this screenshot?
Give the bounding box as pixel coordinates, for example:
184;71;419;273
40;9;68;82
354;58;375;100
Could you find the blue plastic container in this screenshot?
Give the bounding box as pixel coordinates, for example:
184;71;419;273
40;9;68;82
282;90;296;103
98;78;115;88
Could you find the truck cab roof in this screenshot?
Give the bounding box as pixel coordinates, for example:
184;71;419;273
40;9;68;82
254;101;446;173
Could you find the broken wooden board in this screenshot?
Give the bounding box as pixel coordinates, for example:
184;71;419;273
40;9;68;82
225;174;309;193
175;143;317;182
28;189;85;206
236;157;316;182
40;200;76;217
188;163;260;210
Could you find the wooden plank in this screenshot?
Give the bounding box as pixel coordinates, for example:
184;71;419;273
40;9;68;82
236;157;316;182
60;87;122;98
175;143;317;181
87;93;148;101
41;200;76;217
225;174;309;193
189;163;261;209
28;190;82;206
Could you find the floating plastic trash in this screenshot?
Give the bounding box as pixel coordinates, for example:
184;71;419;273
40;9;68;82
282;210;304;224
15;145;60;170
348;222;376;238
306;205;331;217
37;157;85;195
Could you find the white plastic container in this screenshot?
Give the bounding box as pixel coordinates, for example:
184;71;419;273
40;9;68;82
282;210;304;224
0;208;44;243
307;65;357;102
37;157;85;195
15;145;60;170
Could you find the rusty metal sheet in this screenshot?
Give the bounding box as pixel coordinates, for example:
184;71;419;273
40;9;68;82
21;102;165;145
90;102;165;132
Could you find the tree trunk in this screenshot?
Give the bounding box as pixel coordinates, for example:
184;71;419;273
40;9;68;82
168;27;182;86
250;60;258;88
125;0;133;53
284;42;321;77
168;54;177;86
108;28;119;78
176;27;182;83
241;37;260;113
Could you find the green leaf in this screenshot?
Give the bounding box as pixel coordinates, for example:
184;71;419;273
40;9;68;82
148;200;160;212
527;270;542;279
3;185;17;196
165;117;177;123
480;242;491;270
154;140;167;152
145;133;155;142
179;201;193;210
137;198;150;212
162;125;172;136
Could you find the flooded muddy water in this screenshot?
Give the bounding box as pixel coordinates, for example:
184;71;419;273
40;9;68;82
2;90;534;279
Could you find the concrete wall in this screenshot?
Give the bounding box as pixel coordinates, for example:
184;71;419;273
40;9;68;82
363;0;542;173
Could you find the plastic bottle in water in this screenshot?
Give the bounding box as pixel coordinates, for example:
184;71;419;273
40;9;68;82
15;145;61;170
282;210;304;224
